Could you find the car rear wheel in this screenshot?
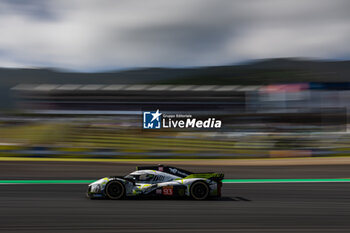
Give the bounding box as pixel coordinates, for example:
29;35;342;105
190;181;209;200
105;180;125;200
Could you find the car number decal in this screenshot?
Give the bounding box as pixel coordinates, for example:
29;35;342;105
162;186;173;196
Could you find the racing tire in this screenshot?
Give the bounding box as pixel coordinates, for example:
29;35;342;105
190;181;210;200
105;180;125;200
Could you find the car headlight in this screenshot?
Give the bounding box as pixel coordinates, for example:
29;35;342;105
91;184;101;193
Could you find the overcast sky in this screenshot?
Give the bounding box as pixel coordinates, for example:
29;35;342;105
0;0;349;71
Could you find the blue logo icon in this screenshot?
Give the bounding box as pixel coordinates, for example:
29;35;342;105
143;109;162;129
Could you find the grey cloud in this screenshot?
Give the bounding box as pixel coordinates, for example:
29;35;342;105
0;0;349;71
0;0;58;20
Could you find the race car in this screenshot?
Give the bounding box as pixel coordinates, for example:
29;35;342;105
87;165;224;200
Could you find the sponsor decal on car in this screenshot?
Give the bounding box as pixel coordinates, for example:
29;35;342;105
156;189;162;195
169;168;188;177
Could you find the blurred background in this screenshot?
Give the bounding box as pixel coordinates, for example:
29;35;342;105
0;0;350;160
2;1;350;232
1;59;350;159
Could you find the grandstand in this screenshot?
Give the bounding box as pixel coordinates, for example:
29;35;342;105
12;84;253;114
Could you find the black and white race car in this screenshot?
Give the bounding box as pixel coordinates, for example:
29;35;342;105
87;165;224;200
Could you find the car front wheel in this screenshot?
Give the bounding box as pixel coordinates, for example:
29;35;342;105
105;180;125;200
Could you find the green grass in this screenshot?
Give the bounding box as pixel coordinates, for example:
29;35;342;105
0;123;69;144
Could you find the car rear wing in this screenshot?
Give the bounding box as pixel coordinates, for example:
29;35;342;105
136;165;192;178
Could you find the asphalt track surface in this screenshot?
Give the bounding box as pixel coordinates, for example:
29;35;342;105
0;161;350;232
